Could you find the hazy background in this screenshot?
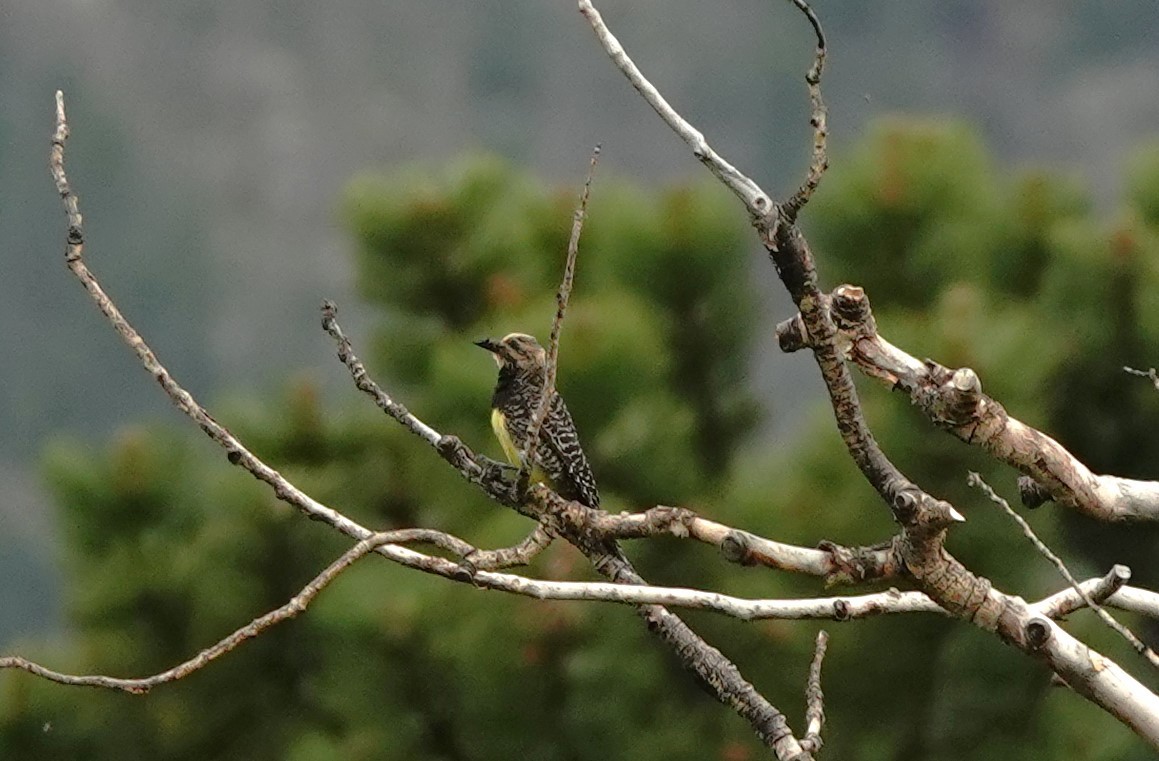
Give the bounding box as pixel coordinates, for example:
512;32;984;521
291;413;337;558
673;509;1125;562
2;0;1158;655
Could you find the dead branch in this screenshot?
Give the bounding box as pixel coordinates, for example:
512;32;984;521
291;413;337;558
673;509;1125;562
578;0;1159;747
777;285;1159;521
782;0;828;220
970;473;1159;668
322;176;815;758
522;145;600;480
1125;366;1159;392
799;630;829;754
576;0;771;218
1;530;451;693
21;0;1159;752
1036;575;1159;621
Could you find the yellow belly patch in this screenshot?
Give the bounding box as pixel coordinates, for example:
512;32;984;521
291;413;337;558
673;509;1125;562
491;408;521;466
491;408;547;483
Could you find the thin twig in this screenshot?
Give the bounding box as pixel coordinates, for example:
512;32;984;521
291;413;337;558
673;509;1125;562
1124;366;1159;393
51;92;414;540
320;300;441;447
576;0;772;219
799;630;829;754
782;0;829;219
521;145;600;476
467;524;554;570
2;530;451;693
968;472;1159;668
1034;565;1131;619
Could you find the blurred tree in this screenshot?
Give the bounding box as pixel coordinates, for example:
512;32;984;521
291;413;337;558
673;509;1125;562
3;128;1159;760
1;157;768;760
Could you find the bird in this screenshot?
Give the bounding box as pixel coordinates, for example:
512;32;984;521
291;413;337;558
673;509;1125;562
474;332;601;508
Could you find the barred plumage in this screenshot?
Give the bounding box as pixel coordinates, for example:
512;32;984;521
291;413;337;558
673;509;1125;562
475;333;600;508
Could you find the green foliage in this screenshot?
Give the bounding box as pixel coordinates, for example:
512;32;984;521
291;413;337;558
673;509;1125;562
5;130;1159;760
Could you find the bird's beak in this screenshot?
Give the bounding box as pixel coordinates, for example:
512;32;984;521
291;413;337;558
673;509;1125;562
474;337;501;354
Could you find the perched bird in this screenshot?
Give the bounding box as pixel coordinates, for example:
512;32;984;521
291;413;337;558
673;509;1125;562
475;333;600;508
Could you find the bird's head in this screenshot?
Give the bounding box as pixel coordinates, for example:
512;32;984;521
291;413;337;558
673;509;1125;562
474;332;546;373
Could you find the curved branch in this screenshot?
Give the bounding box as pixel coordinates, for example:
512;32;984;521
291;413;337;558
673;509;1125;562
0;528;534;693
782;0;829;219
577;0;772;218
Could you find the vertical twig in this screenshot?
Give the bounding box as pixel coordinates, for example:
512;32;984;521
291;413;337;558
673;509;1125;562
800;629;829;754
520;146;601;476
782;0;829;220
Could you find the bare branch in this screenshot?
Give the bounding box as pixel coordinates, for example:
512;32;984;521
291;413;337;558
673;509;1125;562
799;630;829;755
1047;583;1159;620
466;523;554;571
576;0;772;218
1034;565;1131;619
1;530;462;693
1125;366;1159;392
782;0;829;219
319;300;441;448
778;286;1159;522
522;146;600;478
50;92;410;545
575;3;1159;743
969;473;1159;669
320;301;521;508
10;529;1159;695
572;503;902;582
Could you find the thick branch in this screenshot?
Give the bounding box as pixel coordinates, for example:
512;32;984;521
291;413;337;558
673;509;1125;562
576;504;901;582
971;473;1159;668
778;285;1159;522
576;3;1159;745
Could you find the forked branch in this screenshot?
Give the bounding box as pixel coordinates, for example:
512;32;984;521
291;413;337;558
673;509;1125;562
578;0;1159;747
778;285;1159;522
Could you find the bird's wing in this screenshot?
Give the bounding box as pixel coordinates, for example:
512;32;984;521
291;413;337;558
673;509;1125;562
536;392;601;508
